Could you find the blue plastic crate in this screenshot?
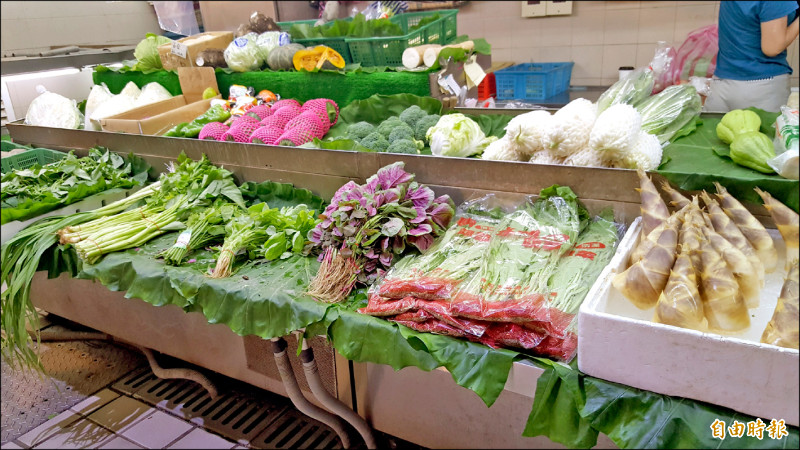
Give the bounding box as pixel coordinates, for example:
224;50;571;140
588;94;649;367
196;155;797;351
494;62;574;101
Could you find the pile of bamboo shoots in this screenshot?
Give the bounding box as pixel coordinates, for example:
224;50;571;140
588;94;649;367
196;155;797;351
612;170;799;349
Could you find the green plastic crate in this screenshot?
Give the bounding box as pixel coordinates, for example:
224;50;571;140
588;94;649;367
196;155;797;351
347;10;459;67
1;141;34;154
277;18;354;64
1;148;68;174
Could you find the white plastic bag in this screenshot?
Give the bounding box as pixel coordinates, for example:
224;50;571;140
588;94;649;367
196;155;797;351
25;88;82;129
769;106;799;179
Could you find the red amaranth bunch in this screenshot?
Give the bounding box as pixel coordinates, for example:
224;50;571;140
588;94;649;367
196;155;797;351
271;99;301;111
272;104;302;121
246;104;272;120
222;120;261;142
301;98;339;127
250;126;284;145
285;112;329;139
261;114;290;130
276;127;316;147
198;122;229;140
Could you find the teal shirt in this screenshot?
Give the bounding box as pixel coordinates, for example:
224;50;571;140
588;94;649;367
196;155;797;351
716;1;798;80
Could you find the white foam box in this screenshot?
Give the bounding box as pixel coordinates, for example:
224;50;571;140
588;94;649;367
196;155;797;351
0;187;141;245
578;217;799;426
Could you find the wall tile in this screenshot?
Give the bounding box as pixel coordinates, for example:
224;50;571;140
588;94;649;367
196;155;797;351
476;0;518;19
537;16;572;47
603;8;639;45
677;1;716;5
601;44;637;79
635;43;656;67
458;17;485;38
105;13;161;42
572;77;604;86
606;1;640;10
101;1;155;16
673;3;717;43
492;48;514;63
36;1;98;18
574;1;606;12
637;6;676;43
0;2;25;20
572;45;604;79
641;1;676;7
539;45;572;63
571;10;606;46
511;23;541;49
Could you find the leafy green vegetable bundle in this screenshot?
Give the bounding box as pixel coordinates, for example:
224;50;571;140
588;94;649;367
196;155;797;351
1;148;149;225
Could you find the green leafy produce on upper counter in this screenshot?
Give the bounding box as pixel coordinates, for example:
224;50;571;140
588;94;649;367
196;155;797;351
716;109;762;144
164;105;231;138
729;131;776;173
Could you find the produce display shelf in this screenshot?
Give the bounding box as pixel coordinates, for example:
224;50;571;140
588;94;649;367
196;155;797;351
579;221;798;426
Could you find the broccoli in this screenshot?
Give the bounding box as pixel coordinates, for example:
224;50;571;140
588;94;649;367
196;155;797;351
360;132;390;152
415;114;441;141
346;121;375;141
388;126;415;143
399;105;427;129
375;117;408;138
385;138;419;154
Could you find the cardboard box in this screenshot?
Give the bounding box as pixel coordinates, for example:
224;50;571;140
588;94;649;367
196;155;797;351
578;218;799;426
100;67;221;136
158;31;233;70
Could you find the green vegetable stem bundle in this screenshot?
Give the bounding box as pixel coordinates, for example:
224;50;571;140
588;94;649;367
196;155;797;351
159;201;235;266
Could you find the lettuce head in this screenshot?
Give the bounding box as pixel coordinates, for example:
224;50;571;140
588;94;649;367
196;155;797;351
134;33;173;71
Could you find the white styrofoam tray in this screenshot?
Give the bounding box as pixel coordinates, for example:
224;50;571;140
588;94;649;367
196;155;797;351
0;187;141;245
578;217;799;426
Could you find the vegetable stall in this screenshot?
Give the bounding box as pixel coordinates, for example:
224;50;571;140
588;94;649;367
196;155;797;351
4;7;800;450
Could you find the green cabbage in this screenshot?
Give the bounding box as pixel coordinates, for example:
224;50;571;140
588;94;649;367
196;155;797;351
134;33;172;71
426;113;498;158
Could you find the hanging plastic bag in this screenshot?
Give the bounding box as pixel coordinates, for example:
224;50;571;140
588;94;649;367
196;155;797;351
152;1;200;37
672;24;718;85
649;41;677;94
768;106;799;179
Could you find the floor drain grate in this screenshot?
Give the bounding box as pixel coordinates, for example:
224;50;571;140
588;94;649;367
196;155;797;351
112;366;342;448
249;408;343;449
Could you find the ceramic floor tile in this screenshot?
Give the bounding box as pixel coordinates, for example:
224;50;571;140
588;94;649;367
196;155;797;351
31;419;113;449
0;442;25;449
70;389;120;416
167;428;236;449
17;410;82;447
97;436;143;449
86;396;155;433
120;410;194;449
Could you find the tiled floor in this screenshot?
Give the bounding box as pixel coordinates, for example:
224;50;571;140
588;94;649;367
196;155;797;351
2;388;240;449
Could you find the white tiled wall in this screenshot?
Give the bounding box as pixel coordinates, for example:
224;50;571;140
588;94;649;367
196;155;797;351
458;0;800;86
0;1;161;54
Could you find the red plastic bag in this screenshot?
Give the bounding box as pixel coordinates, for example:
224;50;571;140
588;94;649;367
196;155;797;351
672;25;718;85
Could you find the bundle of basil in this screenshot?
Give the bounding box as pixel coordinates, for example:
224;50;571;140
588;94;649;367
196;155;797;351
307;162;455;303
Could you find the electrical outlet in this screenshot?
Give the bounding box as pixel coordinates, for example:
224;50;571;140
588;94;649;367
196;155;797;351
521;1;547;18
545;1;573;16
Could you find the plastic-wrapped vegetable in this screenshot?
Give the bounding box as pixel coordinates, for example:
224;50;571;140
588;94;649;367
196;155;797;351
635;84;702;145
164;104;231;138
761;260;799;349
223;36;264;72
84;84;114;131
255;31;290;61
134;82;173;107
596;68;655;114
25;89;83;129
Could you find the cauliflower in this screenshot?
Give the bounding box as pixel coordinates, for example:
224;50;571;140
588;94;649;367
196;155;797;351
361;132;390;152
481;137;524;161
415;114;440;142
563;147;607;168
589;103;642;160
376;117;407;138
346;121;375;141
386;138;419;154
388;126;415;143
504;110;553;158
399;105;427;129
621;131;663;171
546;98;597;158
528;149;565;165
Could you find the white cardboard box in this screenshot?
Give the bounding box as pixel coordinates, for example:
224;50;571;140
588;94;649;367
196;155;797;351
578;218;799;426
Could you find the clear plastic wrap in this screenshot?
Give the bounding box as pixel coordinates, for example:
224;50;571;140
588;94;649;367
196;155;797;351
255;31;291;61
650;41;677;95
769;106;799;180
25;90;83;129
596;68;655;114
635;84;702;145
223;36;265;72
672;25;718;85
152;1;200;36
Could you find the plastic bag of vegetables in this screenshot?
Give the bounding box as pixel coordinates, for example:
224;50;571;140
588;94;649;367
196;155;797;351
635;84;702;145
25;88;83;129
426;113;498;158
223;36;264;72
596;68;655;114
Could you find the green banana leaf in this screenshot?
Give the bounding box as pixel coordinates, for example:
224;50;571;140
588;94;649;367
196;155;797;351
658;109;799;212
525;359;800;449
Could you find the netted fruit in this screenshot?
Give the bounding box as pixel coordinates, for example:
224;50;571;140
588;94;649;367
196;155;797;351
246;104;272;120
261;114;290;130
272;104;302;121
222;120;261;142
230;114;260;128
198;122;229;140
276;127;316;147
301;98;339;126
285;111;328;138
271;99;301;111
250;126;284;145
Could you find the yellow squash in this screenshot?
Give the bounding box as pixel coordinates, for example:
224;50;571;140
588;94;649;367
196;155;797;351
293;46;346;71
